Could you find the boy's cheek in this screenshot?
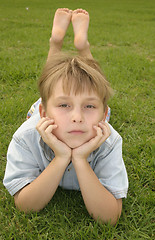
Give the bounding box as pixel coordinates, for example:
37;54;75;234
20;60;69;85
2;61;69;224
90;122;102;137
52;126;59;135
52;126;62;139
91;129;97;138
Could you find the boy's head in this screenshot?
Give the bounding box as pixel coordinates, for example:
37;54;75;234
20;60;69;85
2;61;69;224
38;53;112;111
38;53;113;148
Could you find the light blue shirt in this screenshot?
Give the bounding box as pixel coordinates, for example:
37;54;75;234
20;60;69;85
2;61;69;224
3;110;128;199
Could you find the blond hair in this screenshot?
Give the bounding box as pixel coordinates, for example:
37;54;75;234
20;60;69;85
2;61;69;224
38;53;113;110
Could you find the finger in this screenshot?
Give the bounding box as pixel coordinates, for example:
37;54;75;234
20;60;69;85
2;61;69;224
98;122;111;136
40;119;55;132
44;125;58;145
94;125;103;138
89;126;103;146
36;120;55;139
97;123;111;146
36;118;54;131
38;123;58;145
36;117;50;128
45;124;57;134
36;117;47;129
92;123;109;145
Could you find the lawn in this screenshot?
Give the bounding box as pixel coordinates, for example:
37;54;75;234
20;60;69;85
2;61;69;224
0;0;154;239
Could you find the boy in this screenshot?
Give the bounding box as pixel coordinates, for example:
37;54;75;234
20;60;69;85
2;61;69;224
3;9;128;225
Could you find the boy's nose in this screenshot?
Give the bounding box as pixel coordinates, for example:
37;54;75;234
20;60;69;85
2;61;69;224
71;108;84;123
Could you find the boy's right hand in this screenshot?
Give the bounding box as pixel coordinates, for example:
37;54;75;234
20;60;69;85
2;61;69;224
36;117;71;162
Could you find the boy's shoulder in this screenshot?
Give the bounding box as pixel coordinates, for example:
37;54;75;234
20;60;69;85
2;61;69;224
105;123;122;147
13;113;40;140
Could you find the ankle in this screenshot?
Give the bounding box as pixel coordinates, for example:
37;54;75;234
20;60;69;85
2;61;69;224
49;37;63;50
77;41;92;57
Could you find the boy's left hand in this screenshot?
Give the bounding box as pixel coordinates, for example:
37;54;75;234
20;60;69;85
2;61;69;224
72;122;111;162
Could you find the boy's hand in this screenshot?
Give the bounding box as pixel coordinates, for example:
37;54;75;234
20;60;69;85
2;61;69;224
72;122;111;163
36;117;71;161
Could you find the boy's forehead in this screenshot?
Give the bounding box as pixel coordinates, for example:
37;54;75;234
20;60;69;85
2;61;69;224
53;78;100;98
53;91;102;104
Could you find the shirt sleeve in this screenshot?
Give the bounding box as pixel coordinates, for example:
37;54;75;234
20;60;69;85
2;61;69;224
93;136;128;199
3;137;41;196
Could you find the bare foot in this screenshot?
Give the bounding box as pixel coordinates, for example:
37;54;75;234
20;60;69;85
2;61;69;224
72;9;89;51
51;8;72;44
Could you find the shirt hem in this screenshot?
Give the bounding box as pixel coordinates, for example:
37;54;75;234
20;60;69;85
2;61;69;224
5;177;35;196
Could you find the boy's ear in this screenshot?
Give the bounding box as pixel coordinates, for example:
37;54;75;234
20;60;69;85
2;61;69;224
39;103;46;118
103;106;108;121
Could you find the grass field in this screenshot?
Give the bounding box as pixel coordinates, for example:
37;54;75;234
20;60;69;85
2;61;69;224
0;0;154;239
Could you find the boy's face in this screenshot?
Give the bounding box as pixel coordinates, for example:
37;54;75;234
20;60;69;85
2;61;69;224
40;79;107;149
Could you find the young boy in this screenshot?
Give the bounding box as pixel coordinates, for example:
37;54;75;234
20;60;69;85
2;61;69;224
3;8;128;225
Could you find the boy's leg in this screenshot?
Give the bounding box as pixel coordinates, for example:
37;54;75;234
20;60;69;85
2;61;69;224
72;9;111;122
26;9;72;119
72;9;93;59
47;8;72;61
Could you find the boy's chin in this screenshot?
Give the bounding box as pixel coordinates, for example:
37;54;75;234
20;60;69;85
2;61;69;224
66;142;84;149
60;138;86;149
64;138;92;149
60;134;96;149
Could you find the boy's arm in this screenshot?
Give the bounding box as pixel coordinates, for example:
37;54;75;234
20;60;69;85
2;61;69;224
72;122;122;225
14;117;71;212
14;155;70;212
72;160;122;225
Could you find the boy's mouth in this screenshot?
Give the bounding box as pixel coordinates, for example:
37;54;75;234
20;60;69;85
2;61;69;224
68;130;85;134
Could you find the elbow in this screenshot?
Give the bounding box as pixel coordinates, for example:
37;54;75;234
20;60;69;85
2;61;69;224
107;198;122;226
14;191;43;213
14;198;42;213
108;211;121;226
92;211;121;226
91;199;122;226
107;199;122;226
108;206;122;226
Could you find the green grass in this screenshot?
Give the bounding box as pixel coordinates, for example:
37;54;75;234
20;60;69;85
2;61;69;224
0;0;154;239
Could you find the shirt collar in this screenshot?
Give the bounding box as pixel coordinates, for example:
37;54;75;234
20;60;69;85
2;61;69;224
39;137;55;161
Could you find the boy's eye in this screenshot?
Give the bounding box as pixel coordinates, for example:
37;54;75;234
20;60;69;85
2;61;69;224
85;105;95;109
59;104;70;108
